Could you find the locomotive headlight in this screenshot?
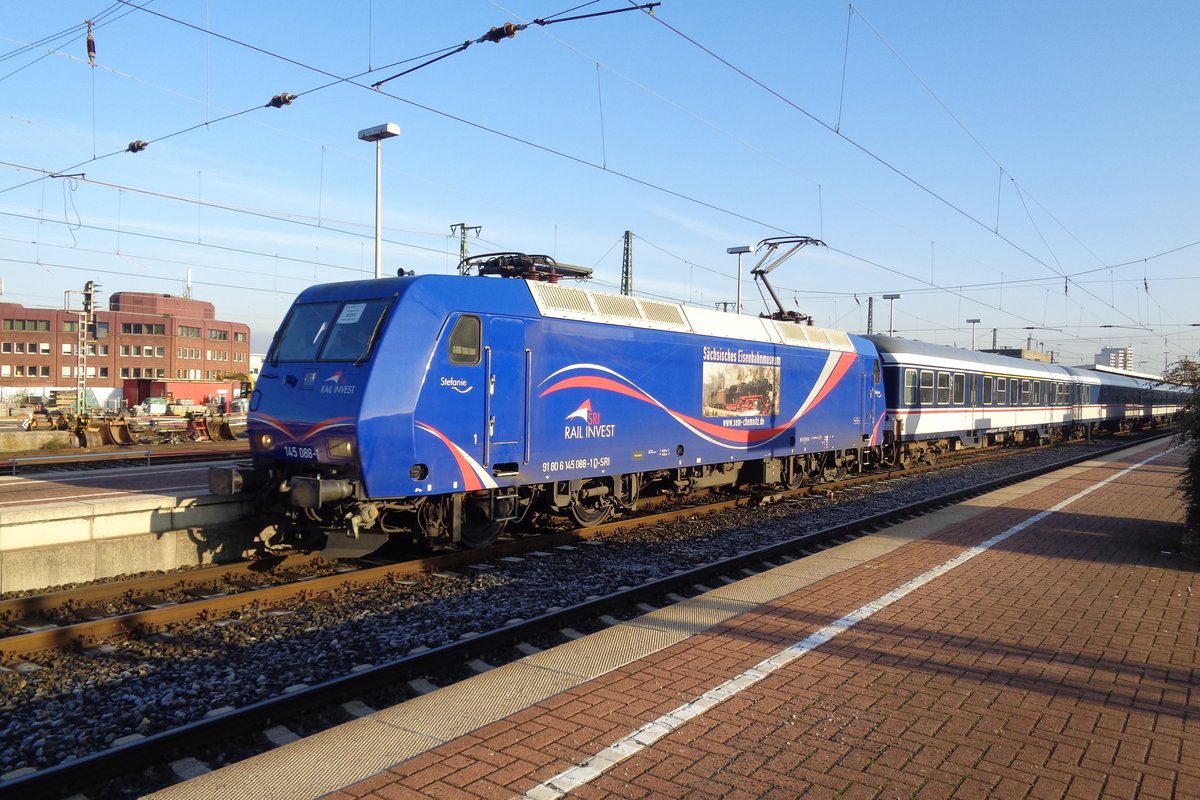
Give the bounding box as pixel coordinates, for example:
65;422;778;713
256;433;273;449
327;437;354;459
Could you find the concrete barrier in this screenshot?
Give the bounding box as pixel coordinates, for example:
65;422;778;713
0;431;78;453
0;494;259;593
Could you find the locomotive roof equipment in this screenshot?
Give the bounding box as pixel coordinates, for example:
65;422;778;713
460;252;593;282
749;236;825;325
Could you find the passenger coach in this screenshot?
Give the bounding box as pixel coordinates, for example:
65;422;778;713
867;335;1179;463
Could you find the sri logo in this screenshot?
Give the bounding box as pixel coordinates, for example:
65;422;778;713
566;399;601;425
564;399;616;440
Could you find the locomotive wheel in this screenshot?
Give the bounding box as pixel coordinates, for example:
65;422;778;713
785;469;804;490
460;498;504;549
821;453;847;482
822;463;847;482
567;478;614;527
569;499;612;527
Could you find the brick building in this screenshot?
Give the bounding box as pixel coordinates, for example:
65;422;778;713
0;291;251;407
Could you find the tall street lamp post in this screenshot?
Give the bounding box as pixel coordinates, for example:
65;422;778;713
726;245;752;313
966;318;981;349
358;122;401;279
883;293;902;336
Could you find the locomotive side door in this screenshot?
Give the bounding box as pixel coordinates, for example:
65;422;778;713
485;317;529;474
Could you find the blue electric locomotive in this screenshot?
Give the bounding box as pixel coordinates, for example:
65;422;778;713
211;253;1180;557
211;258;886;556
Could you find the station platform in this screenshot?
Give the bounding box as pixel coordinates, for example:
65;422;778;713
152;438;1197;800
0;443;252;592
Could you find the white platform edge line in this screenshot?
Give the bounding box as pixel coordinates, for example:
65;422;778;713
521;445;1177;799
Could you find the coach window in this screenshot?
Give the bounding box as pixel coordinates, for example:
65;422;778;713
982;376;993;405
997;377;1008;405
952;373;966;405
1019;380;1031;405
903;369;917;405
936;372;950;404
1032;380;1041;405
448;315;481;366
919;370;934;404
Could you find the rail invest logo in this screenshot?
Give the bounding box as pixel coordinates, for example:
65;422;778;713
320;370;357;395
564;399;616;439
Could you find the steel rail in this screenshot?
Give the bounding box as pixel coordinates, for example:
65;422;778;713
0;551;320;619
0;434;1148;659
0;433;1168;800
0;449;981;658
0;443;247;475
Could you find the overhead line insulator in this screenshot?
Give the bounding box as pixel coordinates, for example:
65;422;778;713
482;22;520;43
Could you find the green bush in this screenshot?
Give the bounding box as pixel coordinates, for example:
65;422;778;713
1163;360;1200;553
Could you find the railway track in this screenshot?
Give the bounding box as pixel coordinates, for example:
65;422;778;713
0;433;1168;799
0;443;247;475
0;435;1067;659
0;432;1150;662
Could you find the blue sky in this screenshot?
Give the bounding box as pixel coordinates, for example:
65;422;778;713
1;1;1197;370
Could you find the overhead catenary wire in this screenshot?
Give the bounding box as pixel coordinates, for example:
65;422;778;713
641;10;1156;334
3;3;1196;360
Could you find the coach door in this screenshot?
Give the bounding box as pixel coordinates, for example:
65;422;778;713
484;317;529;474
864;357;881;443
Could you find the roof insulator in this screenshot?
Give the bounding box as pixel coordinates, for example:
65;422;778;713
127;140;148;153
267;92;296;108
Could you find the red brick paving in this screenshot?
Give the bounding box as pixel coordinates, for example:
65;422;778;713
333;443;1196;799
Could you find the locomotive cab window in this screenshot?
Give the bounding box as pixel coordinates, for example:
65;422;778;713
448;315;481;366
270;298;391;363
321;300;391;362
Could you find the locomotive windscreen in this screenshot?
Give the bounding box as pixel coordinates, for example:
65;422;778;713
270;298;392;363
